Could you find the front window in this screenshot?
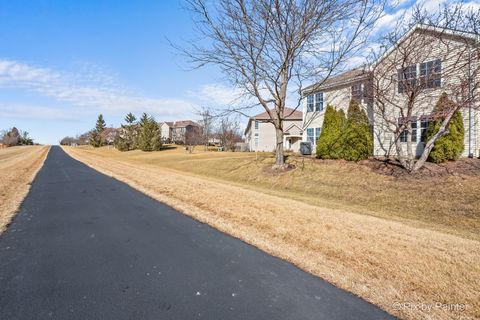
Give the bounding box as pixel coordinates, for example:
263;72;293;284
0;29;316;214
307;95;314;112
254;120;259;130
307;127;321;144
254;133;259;147
420;117;431;143
307;128;315;143
399;117;418;143
315;93;323;111
420;59;441;89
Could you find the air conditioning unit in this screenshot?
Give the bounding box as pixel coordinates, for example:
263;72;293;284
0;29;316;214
300;142;312;155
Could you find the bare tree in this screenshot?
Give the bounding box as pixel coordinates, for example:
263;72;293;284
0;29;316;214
185;125;203;153
371;4;479;171
195;106;215;150
217;116;242;152
179;0;384;168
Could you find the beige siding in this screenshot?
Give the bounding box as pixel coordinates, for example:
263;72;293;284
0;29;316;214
159;124;171;142
302;83;371;150
373;31;480;157
245;119;303;152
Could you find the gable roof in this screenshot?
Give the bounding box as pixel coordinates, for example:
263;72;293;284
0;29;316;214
173;120;199;128
159;121;174;127
303;24;479;96
303;68;371;94
244;107;303;135
284;123;303;136
372;23;479;68
251;107;303;121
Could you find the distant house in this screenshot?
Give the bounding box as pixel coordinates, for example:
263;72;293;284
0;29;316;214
159;120;202;144
244;107;303;152
103;127;119;145
159;122;174;143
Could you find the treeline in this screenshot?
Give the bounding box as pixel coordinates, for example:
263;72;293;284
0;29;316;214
0;127;34;147
115;113;162;152
60;113;163;152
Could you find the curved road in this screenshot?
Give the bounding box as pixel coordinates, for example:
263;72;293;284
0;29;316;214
0;146;394;319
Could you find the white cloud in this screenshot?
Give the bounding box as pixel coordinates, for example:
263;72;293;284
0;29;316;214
0;59;196;118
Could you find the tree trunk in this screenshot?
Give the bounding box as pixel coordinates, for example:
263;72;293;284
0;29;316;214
274;126;285;167
412;113;454;171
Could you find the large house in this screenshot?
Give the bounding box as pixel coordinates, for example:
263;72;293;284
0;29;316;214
159;120;202;144
303;24;479;158
245;107;303;152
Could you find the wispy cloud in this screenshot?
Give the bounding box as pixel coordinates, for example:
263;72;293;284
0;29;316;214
0;59;195;118
189;83;255;108
0;103;80;121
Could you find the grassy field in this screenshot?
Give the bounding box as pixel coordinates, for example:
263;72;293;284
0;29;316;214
0;146;50;232
64;145;480;320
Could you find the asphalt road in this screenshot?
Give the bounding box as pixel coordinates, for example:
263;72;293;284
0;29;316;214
0;146;395;319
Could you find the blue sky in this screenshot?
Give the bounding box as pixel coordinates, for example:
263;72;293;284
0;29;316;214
0;0;478;144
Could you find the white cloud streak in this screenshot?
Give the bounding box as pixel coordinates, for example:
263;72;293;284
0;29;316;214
0;59;195;118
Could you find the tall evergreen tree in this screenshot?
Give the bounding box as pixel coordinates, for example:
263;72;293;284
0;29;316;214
342;99;373;161
115;113;138;151
90;114;107;148
137;113;162;151
316;105;346;159
426;93;465;163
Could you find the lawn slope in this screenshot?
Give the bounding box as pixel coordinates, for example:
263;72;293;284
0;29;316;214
64;146;480;320
0;146;50;232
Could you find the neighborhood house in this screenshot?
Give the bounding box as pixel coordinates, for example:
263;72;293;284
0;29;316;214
245;107;303;152
302;24;479;158
159;120;202;144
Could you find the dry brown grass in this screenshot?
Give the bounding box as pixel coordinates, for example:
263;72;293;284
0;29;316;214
64;146;480;320
0;146;50;232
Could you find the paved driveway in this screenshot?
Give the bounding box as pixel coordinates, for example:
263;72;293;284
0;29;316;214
0;146;394;319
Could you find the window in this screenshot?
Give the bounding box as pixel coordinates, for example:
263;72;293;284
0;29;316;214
307;95;314;112
254;120;259;130
420;116;431;143
307;127;321;144
351;84;363;102
307;128;315;143
307;93;323;112
315;93;323;111
420;59;441;89
399;117;417;143
398;65;417;94
254;133;259;147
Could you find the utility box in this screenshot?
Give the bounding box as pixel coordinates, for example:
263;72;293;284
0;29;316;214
299;142;312;155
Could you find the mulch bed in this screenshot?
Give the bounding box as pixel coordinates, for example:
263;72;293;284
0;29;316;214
358;157;480;179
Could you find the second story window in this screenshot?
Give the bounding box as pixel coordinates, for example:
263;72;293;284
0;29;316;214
315;93;323;111
420;59;442;89
254;120;259;130
351;84;363;102
307;95;314;112
398;65;417;94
